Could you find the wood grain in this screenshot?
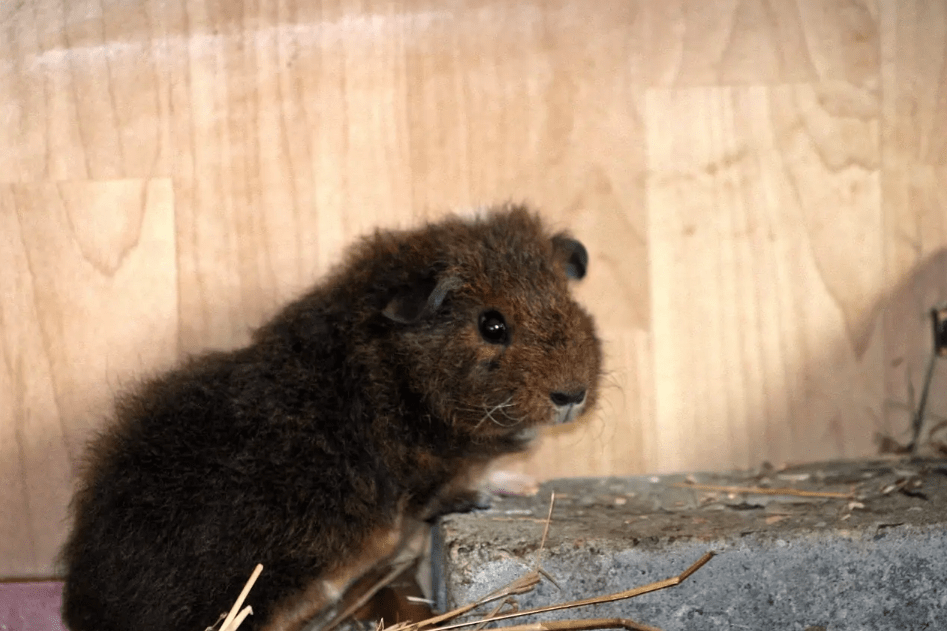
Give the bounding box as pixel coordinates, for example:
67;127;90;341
0;180;177;577
1;0;946;577
645;82;883;471
880;0;947;446
635;0;879;87
0;0;170;181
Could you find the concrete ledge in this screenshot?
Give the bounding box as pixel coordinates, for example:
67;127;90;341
433;459;947;631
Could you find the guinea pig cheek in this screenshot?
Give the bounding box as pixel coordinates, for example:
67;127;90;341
466;344;522;429
491;356;560;432
420;326;511;435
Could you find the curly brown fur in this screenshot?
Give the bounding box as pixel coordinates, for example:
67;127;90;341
60;205;602;631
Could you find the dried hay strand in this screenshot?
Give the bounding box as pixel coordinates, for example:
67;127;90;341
206;564;264;631
321;520;434;631
670;481;854;500
382;552;715;631
202;493;715;631
321;556;421;631
381;493;715;631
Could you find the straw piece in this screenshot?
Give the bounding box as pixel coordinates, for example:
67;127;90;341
222;607;253;631
535;492;556;570
220;564;264;631
671;482;852;499
480;618;664;631
322;557;417;631
429;551;715;631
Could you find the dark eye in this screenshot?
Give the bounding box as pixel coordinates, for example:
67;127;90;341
478;310;509;345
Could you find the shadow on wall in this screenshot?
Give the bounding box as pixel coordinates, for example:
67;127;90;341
882;247;947;451
780;246;947;467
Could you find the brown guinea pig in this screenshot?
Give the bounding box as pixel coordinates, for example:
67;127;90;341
60;205;603;631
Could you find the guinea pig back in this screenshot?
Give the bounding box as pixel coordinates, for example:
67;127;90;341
60;205;603;631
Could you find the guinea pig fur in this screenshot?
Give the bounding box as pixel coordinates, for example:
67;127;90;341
60;205;603;631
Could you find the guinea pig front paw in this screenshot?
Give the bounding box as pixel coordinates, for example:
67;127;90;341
424;489;492;521
447;488;494;514
456;489;493;512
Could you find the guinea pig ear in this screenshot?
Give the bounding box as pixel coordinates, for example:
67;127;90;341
382;275;463;324
552;234;589;280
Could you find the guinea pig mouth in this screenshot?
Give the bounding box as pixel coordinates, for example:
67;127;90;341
552;400;586;425
470;393;586;434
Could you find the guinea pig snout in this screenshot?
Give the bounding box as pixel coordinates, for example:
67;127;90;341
549;388;587;424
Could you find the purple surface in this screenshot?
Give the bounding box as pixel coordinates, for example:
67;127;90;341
0;582;67;631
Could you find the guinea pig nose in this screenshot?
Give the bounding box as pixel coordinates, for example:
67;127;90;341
550;390;586;407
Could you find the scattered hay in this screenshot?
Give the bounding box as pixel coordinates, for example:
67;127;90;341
382;551;714;631
382;493;715;631
670;481;854;500
203;493;715;631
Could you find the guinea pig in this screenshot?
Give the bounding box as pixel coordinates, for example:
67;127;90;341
60;205;603;631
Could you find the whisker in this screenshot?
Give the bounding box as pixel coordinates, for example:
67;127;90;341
474;397;522;429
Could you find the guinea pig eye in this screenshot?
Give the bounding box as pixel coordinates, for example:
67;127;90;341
478;310;509;345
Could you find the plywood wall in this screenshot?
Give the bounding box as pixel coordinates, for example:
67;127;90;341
2;0;946;578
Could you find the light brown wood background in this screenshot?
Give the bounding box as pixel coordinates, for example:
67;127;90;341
2;0;946;578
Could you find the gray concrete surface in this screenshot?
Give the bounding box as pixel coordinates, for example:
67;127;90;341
433;458;947;631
